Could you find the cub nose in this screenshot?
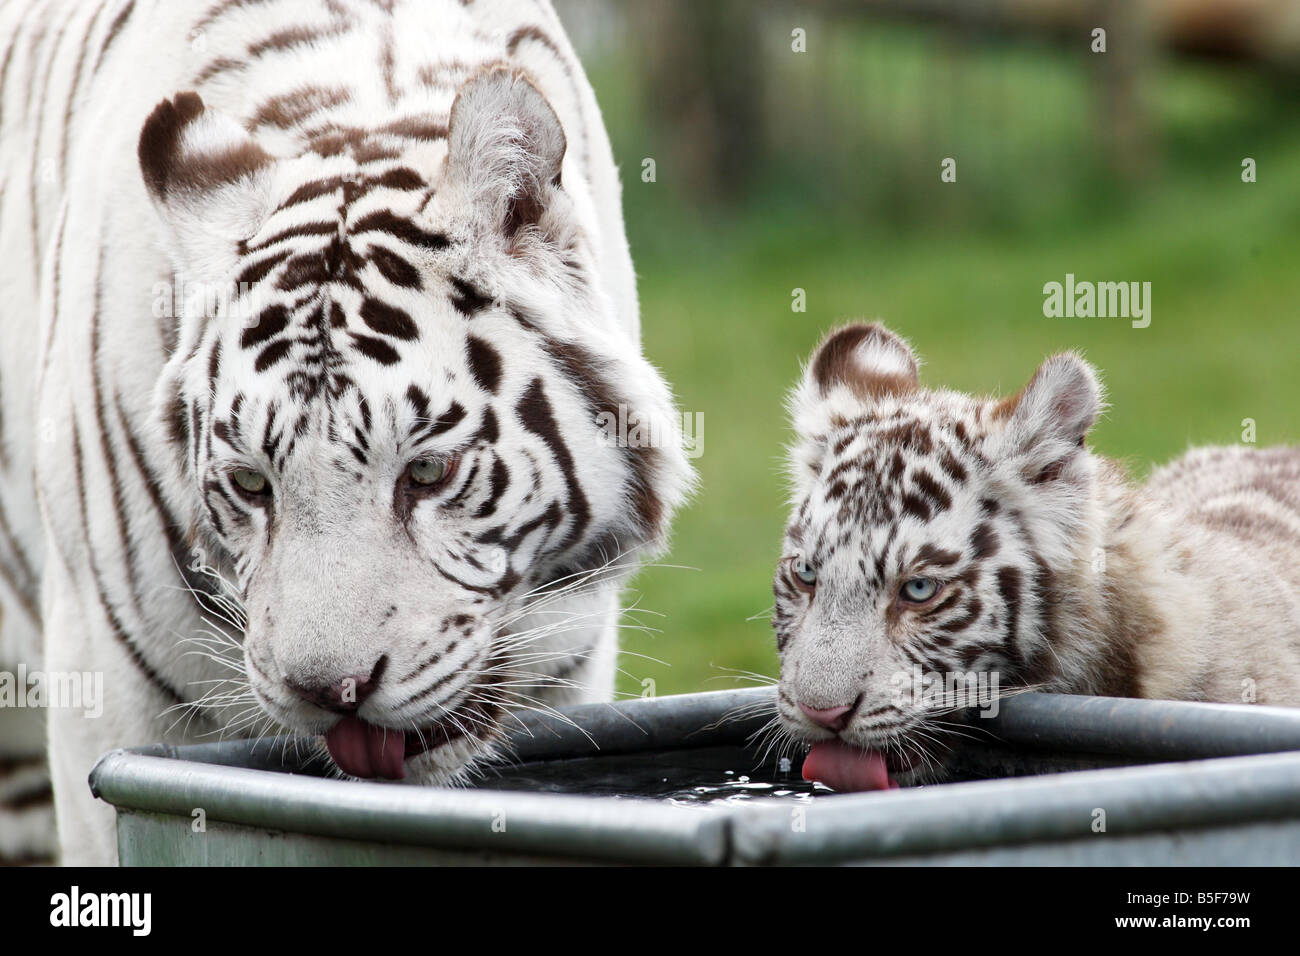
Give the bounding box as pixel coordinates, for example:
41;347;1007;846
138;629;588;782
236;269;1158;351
798;698;858;731
284;655;388;713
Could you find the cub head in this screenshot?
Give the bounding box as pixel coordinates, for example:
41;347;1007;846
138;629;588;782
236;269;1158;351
773;322;1104;787
138;69;692;781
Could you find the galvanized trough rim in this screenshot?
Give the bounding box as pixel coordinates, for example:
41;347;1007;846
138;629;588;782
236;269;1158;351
90;752;733;865
731;750;1300;864
90;689;1300;865
490;687;1300;762
977;692;1300;759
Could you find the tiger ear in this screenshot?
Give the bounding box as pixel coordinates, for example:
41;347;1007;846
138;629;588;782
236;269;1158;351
787;323;919;497
995;353;1103;482
791;323;918;430
808;323;919;400
445;68;566;242
138;92;278;274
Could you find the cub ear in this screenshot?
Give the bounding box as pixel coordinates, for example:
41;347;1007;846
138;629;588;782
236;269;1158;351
791;323;919;430
807;322;919;400
445;68;566;242
138;92;277;272
787;322;919;497
996;353;1104;480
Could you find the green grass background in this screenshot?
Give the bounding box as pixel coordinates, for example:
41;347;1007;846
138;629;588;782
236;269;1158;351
574;23;1300;698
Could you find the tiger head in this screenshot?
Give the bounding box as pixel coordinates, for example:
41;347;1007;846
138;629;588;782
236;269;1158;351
773;323;1105;789
138;69;693;782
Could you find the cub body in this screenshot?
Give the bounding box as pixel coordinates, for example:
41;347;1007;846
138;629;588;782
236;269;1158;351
774;323;1300;789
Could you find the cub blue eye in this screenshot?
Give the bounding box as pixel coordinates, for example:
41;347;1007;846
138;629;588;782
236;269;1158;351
901;577;939;603
789;556;818;589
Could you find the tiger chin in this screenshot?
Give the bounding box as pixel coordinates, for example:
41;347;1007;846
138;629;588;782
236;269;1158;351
773;322;1300;793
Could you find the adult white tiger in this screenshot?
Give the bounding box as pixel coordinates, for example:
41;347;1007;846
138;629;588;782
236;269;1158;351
0;0;692;864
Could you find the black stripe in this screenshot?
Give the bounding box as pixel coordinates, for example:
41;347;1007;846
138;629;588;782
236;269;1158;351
350;333;401;365
996;566;1023;668
465;335;502;393
193;0;280;34
29;3;80;272
59;0;113;183
243;220;337;253
533;330;664;537
426;402;466;437
368;246;421;289
517;378;589;551
0;14;21;130
911;469;952;513
91;0;135;76
475;458;510;519
240;303;290;348
450;276;492;316
33;208;67;426
235;249;291;288
0;505;39;625
206;336;222;391
473;407;499;445
939;449;969;484
260;401;282;462
369;166;424;191
937;595;982;634
72;421;185;706
248;23;347;59
90;241;146;621
360;298;418;340
113;394;225;619
279;176;344;209
970;522;999;559
899;492;932;522
404;385;429;421
914;544;961;568
254;338;294;372
351;210;448;250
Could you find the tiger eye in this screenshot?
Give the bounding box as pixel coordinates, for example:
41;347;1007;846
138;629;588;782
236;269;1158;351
232;469;268;495
789;555;818;591
901;577;940;603
408;459;447;486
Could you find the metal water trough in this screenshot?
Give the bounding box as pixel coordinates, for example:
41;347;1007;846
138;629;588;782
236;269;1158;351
89;689;1300;865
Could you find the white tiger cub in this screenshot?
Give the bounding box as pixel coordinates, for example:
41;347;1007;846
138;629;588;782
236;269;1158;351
773;323;1300;792
0;0;692;864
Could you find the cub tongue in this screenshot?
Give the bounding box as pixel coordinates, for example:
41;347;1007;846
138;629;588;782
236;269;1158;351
325;715;407;780
803;740;895;792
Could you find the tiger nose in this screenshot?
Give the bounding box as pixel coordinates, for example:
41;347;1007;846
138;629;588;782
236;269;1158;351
799;698;858;731
285;655;388;713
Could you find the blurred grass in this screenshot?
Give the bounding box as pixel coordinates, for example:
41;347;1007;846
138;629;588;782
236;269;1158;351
572;20;1300;698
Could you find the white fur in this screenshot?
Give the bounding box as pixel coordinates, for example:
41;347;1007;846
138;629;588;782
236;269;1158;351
1;0;690;864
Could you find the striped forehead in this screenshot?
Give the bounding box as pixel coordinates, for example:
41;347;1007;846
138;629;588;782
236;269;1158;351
211;369;480;476
226;161;478;376
801;408;985;560
200;185;502;474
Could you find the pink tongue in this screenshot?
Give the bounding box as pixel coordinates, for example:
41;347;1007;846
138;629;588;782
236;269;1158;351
803;740;897;792
325;715;407;780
